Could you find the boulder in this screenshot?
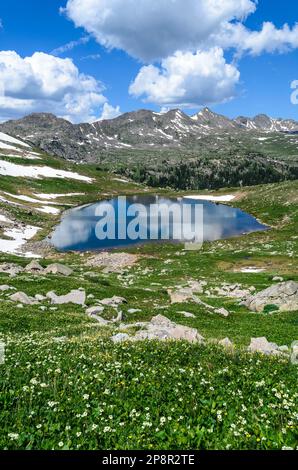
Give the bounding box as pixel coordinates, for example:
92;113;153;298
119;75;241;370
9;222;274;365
86;306;105;316
244;281;298;312
214;283;251;299
0;285;12;292
180;311;196;318
215;307;230;317
127;308;142;314
132;314;204;343
25;261;44;273
10;291;35;305
248;337;280;355
112;310;124;323
0;263;23;277
50;289;86;306
168;287;194;304
35;294;46;301
46;291;58;301
99;296;127;307
44;263;73;276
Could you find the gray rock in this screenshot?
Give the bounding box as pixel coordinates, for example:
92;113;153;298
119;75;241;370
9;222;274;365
0;263;23;277
273;276;284;282
215;307;230;317
46;291;58;301
99;296;127;307
248;337;281;355
180;311;196;318
0;285;12;292
168;287;198;304
44;263;73;276
10;291;35;305
86;306;105;316
25;260;44;273
132;314;204;343
90;315;110;325
50;289;86;306
244;281;298;312
112;310;124;323
35;294;46;301
127;308;142;314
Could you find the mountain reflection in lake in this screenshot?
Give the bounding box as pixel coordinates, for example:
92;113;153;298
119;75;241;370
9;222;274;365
50;195;268;252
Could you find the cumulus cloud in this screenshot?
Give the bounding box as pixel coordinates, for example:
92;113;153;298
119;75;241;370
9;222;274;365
63;0;257;61
0;51;119;123
129;48;240;107
62;0;298;108
210;21;298;56
99;102;121;120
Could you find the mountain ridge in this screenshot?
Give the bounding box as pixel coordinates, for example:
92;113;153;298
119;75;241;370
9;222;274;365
0;107;298;161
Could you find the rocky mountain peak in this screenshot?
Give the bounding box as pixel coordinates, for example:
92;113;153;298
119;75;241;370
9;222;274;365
1;107;298;161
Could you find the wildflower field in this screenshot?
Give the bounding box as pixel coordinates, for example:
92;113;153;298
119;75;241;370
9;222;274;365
0;178;297;450
1;329;298;450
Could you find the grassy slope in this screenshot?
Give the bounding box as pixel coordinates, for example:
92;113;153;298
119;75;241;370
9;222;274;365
0;151;297;450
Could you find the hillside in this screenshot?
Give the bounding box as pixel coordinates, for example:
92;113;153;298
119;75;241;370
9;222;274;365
0;148;297;448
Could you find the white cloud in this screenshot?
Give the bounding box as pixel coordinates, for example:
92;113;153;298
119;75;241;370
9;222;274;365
129;48;240;107
63;0;257;61
211;21;298;56
99;102;121;120
63;0;298;109
0;51;119;123
51;36;90;56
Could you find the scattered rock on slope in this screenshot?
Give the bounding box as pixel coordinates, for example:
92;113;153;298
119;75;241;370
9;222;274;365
131;315;204;343
98;296;127;307
44;263;73;276
248;337;281;355
243;281;298;312
0;263;23;277
86;252;139;273
25;260;44;273
10;291;35;305
48;289;86;306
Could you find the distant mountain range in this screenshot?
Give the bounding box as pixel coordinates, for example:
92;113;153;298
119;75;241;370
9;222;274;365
0;108;298;162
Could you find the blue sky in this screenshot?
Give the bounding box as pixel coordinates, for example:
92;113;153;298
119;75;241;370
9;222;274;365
0;0;298;122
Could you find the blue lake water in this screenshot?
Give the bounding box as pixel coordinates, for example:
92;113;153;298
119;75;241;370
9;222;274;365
50;195;268;252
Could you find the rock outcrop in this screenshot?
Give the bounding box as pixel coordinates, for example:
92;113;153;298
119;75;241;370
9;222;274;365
120;315;204;343
48;289;86;306
44;263;73;276
243;281;298;312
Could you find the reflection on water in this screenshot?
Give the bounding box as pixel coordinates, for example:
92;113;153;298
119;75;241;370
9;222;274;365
50;195;268;252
